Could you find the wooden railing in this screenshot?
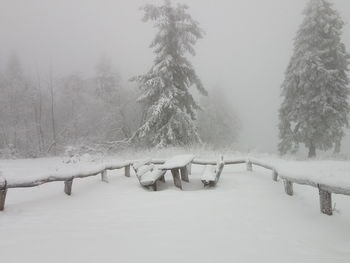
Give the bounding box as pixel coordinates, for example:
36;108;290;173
0;157;349;216
243;158;350;216
0;161;132;211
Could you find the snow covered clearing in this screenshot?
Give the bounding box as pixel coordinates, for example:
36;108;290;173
0;154;350;263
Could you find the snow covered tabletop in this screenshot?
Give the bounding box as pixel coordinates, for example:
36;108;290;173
159;154;195;170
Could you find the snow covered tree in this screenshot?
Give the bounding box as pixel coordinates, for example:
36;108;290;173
279;0;350;158
131;0;207;148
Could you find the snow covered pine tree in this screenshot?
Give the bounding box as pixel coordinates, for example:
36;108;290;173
131;0;207;148
279;0;350;158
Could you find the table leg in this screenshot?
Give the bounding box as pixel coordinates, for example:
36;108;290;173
180;166;189;182
171;169;182;190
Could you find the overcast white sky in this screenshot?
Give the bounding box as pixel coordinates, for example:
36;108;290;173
1;0;350;153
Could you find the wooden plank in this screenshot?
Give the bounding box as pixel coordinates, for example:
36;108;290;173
192;159;217;166
224;159;246;165
283;180;293;196
171;169;182;190
194;159;245;166
101;170;109;183
319;187;332;216
0;189;7;211
180;166;189;182
64;179;73;196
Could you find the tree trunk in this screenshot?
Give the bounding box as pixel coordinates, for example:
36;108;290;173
49;68;57;155
308;143;316;158
334;140;341;154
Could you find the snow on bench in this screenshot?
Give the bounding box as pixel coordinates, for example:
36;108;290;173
200;157;225;187
132;159;166;191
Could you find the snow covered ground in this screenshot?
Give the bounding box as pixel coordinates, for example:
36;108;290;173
0;153;350;263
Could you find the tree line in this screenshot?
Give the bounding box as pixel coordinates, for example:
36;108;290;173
0;0;349;159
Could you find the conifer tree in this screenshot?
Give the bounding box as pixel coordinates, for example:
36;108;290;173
279;0;350;158
131;0;207;148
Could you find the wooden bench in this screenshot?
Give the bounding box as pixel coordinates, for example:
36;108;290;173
200;156;225;187
132;159;166;191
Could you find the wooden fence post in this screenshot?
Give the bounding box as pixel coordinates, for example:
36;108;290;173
125;165;131;177
272;169;278;182
0;189;7;211
246;160;253;172
319;187;332;216
64;179;73;196
0;178;7;211
101;170;109;183
283;180;293;196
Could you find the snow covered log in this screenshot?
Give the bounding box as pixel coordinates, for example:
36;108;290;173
64;179;73;196
6;161;132;189
224;159;246;165
192;159;218;166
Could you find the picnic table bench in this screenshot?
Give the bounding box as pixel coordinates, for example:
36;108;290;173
132;159;166;191
159;154;195;190
200;156;225;187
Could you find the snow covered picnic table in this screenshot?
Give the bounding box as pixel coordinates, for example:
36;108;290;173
159;154;195;190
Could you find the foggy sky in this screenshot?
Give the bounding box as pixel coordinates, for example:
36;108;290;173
1;0;350;153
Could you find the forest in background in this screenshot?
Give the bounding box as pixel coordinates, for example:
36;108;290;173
0;53;240;158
